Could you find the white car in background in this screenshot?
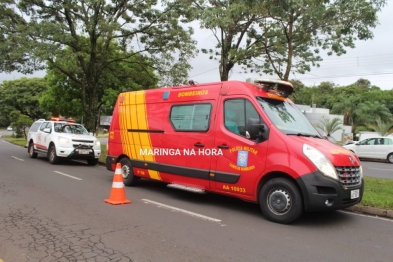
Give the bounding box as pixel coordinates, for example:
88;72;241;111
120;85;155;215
343;137;393;163
6;126;12;131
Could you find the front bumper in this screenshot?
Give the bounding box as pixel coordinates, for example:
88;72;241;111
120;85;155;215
57;145;100;159
296;170;364;212
106;155;117;171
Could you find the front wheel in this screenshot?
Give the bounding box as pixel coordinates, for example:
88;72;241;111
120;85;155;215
259;178;303;224
387;153;393;163
48;145;60;164
28;142;38;158
120;158;138;186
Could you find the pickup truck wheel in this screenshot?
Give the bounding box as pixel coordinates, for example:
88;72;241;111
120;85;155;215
120;158;138;186
87;159;99;166
48;145;60;164
28;142;38;158
259;178;303;224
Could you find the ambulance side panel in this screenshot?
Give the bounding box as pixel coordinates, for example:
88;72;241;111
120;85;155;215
151;84;221;190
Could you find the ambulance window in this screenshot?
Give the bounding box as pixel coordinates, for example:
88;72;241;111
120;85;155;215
170;103;212;131
224;99;261;137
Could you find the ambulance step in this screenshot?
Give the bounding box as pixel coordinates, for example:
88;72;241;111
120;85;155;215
167;184;205;194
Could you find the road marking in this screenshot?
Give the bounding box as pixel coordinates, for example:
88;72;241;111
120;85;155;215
11;156;24;161
142;199;222;223
339;210;393;222
367;168;393;171
54;171;82;181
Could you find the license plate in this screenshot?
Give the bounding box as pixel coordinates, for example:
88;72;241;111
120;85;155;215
350;189;360;199
78;149;90;154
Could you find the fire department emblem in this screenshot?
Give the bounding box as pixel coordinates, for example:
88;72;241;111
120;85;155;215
237;150;248;167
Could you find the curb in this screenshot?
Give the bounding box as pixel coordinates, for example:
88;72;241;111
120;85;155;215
345;205;393;219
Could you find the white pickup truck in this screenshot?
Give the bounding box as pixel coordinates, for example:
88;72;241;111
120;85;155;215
26;118;101;165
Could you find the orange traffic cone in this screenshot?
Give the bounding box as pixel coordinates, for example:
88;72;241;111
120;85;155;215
104;163;131;205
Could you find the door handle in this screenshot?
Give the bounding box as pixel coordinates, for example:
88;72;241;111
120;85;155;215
194;142;204;147
217;144;229;149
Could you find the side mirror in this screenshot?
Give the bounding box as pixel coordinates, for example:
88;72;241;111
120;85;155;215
43;128;51;133
245;118;268;142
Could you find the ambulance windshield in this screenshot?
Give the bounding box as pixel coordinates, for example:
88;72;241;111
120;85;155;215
256;97;321;137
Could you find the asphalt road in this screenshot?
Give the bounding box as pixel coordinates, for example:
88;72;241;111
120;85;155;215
0;138;392;262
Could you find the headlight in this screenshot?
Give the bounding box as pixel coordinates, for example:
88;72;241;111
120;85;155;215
302;144;338;180
58;136;70;144
95;140;100;146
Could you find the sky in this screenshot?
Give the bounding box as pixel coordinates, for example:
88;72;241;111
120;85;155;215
1;1;392;90
187;0;393;90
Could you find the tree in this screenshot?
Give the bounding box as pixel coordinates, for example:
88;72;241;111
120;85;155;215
40;46;158;127
314;116;343;136
1;0;197;132
367;118;393;136
189;0;386;81
330;96;362;128
356;101;392;127
0;77;49;127
9;110;33;139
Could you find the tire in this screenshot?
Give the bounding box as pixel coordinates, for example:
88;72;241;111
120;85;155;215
387;153;393;163
28;142;38;158
120;158;138;186
259;178;303;224
87;159;99;166
48;144;60;164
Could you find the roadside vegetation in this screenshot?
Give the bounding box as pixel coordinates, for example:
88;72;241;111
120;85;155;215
359;177;393;210
2;135;391;211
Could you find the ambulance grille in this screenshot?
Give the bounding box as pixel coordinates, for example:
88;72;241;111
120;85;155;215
335;166;361;187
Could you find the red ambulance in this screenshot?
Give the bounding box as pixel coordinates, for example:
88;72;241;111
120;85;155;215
106;78;364;224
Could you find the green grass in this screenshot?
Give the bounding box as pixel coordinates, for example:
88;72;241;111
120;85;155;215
99;145;107;163
2;136;392;210
2;135;27;147
358;177;393;209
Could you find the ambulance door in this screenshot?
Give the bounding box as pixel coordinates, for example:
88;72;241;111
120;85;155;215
160;100;216;189
210;97;268;197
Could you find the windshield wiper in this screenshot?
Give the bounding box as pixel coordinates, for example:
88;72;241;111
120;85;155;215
286;132;321;138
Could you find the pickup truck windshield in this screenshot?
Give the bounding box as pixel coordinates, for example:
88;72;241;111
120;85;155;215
54;123;89;135
256;97;321;138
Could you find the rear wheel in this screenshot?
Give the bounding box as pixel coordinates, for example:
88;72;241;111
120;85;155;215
387;153;393;163
259;178;303;224
87;159;99;166
48;145;60;164
28;142;38;158
120;158;138;186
